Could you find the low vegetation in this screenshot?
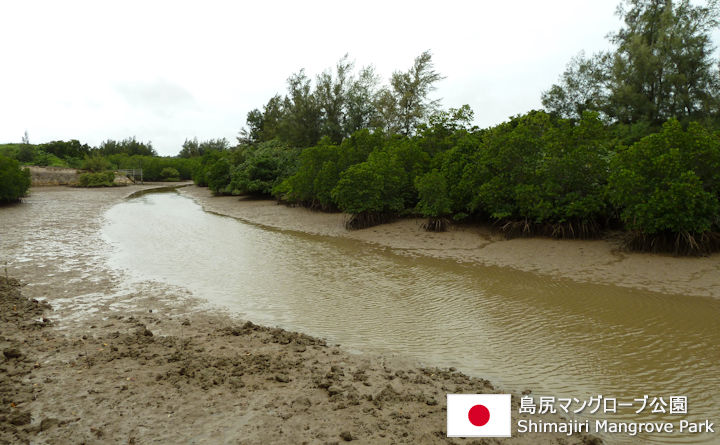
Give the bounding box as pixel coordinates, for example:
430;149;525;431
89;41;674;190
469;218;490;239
78;171;116;188
0;137;198;183
4;0;719;255
0;156;31;203
189;0;720;255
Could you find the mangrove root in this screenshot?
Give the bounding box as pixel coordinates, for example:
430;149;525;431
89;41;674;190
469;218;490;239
499;219;603;240
345;212;393;230
623;230;720;256
421;217;450;232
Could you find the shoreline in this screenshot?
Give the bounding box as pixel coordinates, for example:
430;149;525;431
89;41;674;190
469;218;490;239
0;185;601;444
179;186;720;299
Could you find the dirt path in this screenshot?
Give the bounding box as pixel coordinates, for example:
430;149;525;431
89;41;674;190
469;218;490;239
180;186;720;299
0;186;600;444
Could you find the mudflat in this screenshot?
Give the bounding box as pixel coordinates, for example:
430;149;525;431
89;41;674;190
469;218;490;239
0;186;599;444
180;186;720;299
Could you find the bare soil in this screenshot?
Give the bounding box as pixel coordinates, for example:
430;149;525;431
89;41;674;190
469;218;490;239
0;186;601;444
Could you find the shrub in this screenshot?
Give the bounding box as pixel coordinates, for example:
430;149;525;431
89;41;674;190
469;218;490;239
608;119;720;254
206;158;232;195
0;156;31;203
415;170;452;231
446;111;610;238
229;140;299;196
332;150;405;229
78;171;115;187
160;167;180;181
275;130;384;209
82;154;111;172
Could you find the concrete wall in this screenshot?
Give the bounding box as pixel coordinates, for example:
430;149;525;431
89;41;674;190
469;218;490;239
25;166;79;186
25;166;134;186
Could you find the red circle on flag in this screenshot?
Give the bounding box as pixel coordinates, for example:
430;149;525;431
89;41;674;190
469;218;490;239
468;404;490;426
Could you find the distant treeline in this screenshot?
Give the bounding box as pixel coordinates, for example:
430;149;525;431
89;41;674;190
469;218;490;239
4;0;720;254
190;0;720;254
0;137;197;182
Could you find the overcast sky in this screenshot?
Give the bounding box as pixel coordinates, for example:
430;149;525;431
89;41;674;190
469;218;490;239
0;1;651;155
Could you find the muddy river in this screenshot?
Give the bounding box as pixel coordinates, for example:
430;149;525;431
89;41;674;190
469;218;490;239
93;191;719;444
1;187;718;443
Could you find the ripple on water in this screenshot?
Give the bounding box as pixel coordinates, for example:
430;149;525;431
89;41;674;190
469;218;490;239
98;193;720;444
2;190;717;444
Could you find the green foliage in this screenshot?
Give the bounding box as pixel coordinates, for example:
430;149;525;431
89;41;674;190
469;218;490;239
179;138;229;158
96;137;157;157
382;137;431;209
436;131;485;219
0;143;72;168
276;130;383;209
608;119;720;235
436;111;611;233
78;171;116;187
240;51;441;147
17;144;35;163
331;136;429;214
415;170;451;218
160;167;180;181
82;154;112;172
331;149;406;215
387;50;445;135
543;0;720;125
280;70;322;148
206;157;232;195
40;140;91;159
516;112;610;225
229;141;300;196
472;111;554;220
0;156;31;203
192;151;223;187
106;154;196;181
542;52;610;121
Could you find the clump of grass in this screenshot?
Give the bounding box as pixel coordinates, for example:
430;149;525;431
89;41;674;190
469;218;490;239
77;171;116;187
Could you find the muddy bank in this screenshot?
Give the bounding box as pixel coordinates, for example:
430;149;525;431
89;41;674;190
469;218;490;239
180;186;720;299
0;278;599;445
0;186;604;444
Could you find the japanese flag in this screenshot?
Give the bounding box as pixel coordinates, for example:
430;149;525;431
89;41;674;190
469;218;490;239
447;394;512;437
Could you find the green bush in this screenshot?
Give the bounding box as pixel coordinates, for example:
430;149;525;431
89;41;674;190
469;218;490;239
511;112;609;236
78;171;115;187
105;154;197;181
415;169;452;231
160;167;180;181
229;140;299;196
82;154;112;172
439;111;610;237
608;119;720;253
275;139;342;208
0;156;31;203
332;149;405;229
192;151;224;187
275;130;385;209
206;158;232;195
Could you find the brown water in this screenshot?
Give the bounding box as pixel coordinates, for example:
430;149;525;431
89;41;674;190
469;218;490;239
97;192;720;444
2;189;717;444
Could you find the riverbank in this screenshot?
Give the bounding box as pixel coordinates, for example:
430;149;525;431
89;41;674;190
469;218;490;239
180;186;720;299
0;186;600;444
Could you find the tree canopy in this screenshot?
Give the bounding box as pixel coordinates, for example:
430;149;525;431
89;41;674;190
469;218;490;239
240;51;443;147
543;0;720;126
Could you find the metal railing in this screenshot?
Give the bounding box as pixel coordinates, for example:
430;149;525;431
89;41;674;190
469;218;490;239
117;168;143;184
